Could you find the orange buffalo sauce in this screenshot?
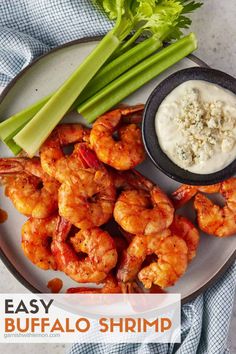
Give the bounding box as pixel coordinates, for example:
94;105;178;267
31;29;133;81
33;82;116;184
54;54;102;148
0;208;8;223
150;285;166;294
47;278;63;293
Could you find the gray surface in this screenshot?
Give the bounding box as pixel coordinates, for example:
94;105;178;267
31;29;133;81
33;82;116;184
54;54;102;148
192;2;236;350
0;0;235;353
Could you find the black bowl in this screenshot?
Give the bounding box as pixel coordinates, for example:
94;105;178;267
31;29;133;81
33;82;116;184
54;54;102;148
142;67;236;185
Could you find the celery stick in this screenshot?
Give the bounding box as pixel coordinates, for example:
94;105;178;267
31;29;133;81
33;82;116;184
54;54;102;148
2;0;202;156
75;37;162;104
14;0;143;156
0;37;161;151
111;28;144;59
0;119;23;154
3;137;21;155
1;0;202;156
78;33;197;123
14;31;120;157
2;122;24;155
0;94;51;140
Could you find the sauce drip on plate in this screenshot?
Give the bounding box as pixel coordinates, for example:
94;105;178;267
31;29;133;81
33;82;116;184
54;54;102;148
0;208;8;223
150;285;166;294
47;278;63;293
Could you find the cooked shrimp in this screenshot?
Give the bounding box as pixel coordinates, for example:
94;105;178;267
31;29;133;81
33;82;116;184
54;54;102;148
117;230;170;283
21;216;58;270
0;157;60;218
172;183;221;208
194;178;236;237
170;215;199;261
173;179;236;237
114;187;174;235
40;124;90;183
67;275;121;293
90;105;145;170
117;229;188;288
138;233;188;288
52;218;118;283
58;144;115;229
110;168;154;192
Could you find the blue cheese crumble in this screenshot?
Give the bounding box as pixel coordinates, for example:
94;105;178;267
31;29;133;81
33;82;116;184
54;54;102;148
174;88;236;168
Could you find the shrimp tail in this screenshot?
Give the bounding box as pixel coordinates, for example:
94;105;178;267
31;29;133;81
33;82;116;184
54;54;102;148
172;185;197;208
0;158;24;174
0;157;38;175
76;143;103;169
117;104;144;116
119;281;143;293
130;169;154;191
122;105;144;124
194;193;222;235
66;275;122;293
172;183;221;209
55;216;72;242
123;114;142;125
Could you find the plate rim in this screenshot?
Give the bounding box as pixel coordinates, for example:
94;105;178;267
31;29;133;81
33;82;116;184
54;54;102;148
0;36;235;304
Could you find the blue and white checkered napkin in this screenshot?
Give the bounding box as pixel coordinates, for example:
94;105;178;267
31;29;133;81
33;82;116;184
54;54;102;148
0;1;235;353
69;263;236;354
0;0;112;86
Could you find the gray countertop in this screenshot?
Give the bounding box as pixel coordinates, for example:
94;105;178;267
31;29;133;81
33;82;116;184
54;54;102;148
0;0;235;353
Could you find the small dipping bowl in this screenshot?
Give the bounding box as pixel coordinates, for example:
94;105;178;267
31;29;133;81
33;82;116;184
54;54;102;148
142;67;236;185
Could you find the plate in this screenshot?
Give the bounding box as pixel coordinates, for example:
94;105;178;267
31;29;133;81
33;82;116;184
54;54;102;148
0;38;235;303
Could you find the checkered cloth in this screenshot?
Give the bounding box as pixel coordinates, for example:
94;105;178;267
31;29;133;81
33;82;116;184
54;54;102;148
0;1;235;353
0;0;112;86
69;264;236;354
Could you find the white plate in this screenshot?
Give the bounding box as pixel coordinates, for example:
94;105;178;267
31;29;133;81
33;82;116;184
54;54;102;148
0;38;235;303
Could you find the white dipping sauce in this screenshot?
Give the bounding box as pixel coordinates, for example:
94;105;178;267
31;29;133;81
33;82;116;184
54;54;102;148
155;80;236;174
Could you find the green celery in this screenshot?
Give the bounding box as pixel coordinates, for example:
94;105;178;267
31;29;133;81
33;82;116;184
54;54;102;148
0;36;162;152
14;31;121;156
0;94;51;140
1;122;25;155
13;0;137;156
78;33;197;123
3;0;202;156
109;0;202;56
75;36;162;104
3;137;21;155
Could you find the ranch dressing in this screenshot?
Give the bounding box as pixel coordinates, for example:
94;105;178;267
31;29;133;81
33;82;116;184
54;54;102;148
155;80;236;174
